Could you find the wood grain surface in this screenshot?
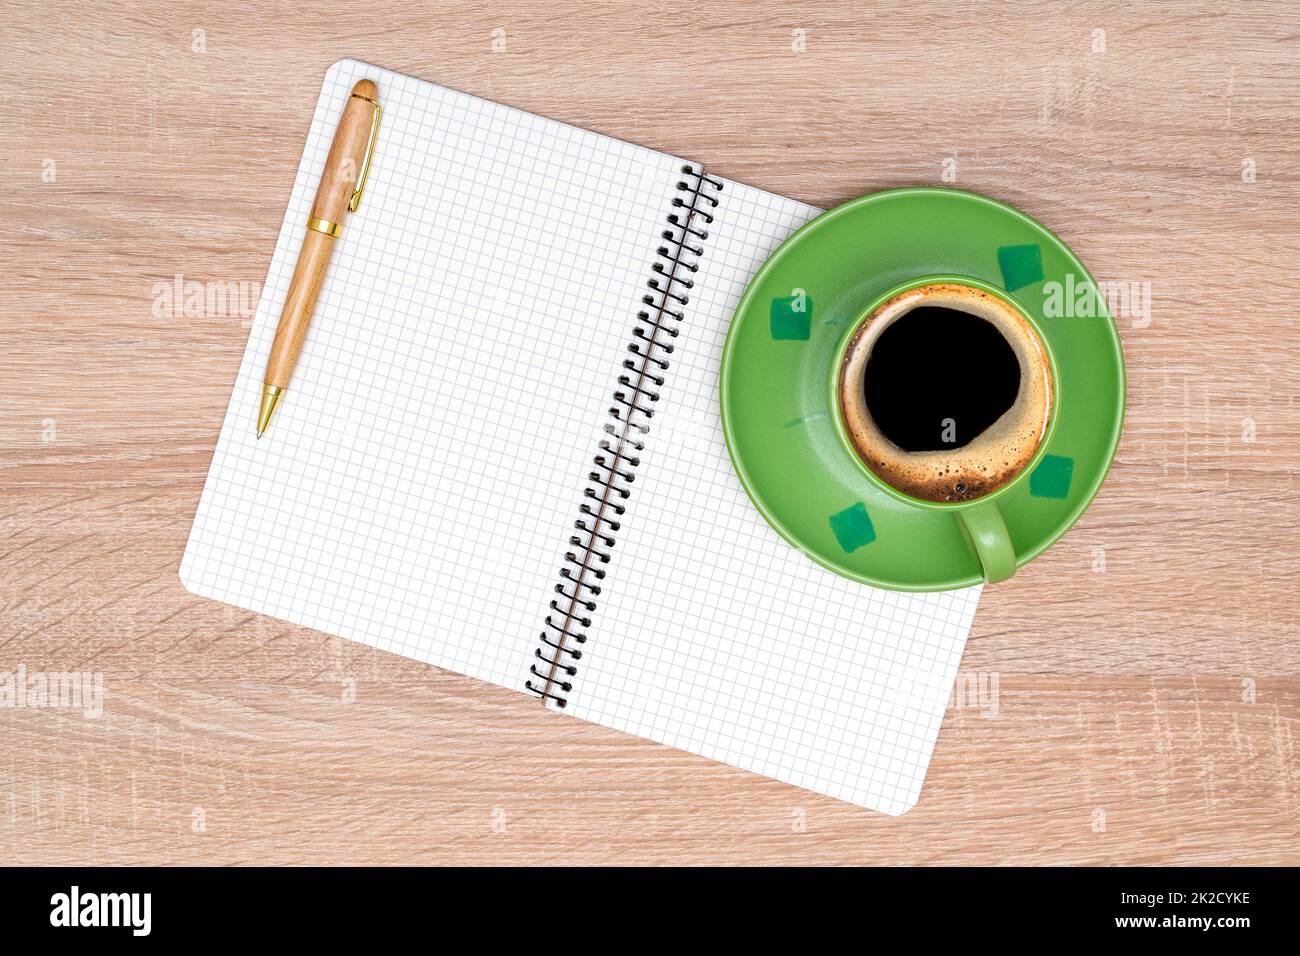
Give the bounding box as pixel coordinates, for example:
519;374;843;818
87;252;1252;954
1;0;1297;865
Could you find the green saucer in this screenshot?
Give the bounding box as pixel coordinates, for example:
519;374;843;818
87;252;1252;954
719;187;1125;591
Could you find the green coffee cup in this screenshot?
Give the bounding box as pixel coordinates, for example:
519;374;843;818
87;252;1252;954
829;275;1060;583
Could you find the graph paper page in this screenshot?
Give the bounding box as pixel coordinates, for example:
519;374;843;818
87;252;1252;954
560;179;983;815
180;59;689;690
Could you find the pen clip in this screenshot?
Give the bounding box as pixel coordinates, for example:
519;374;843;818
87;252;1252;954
348;101;382;213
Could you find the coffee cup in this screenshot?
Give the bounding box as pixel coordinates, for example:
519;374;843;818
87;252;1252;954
830;276;1058;583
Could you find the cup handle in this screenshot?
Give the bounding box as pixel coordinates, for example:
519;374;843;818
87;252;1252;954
956;502;1017;583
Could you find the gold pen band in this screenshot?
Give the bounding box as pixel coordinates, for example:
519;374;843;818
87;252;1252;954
306;215;341;237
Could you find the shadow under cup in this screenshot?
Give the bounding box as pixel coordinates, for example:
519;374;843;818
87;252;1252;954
832;277;1058;583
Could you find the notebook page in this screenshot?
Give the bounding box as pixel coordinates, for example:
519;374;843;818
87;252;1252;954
559;180;982;815
180;59;689;690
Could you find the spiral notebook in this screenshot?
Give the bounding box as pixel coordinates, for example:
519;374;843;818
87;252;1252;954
180;59;982;815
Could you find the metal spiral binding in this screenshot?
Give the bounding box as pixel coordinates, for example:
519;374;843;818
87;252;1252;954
526;165;723;708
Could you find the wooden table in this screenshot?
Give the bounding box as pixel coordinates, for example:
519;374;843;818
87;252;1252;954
2;0;1296;865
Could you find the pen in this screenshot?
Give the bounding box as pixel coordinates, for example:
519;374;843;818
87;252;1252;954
256;79;382;438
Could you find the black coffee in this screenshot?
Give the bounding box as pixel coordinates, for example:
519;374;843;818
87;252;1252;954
864;306;1019;452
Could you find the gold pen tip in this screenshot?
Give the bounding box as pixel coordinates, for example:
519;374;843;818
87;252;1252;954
257;384;285;438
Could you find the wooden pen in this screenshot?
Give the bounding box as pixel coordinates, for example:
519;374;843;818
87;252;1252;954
256;79;381;438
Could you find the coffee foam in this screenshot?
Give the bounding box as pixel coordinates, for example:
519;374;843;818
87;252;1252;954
839;283;1052;503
